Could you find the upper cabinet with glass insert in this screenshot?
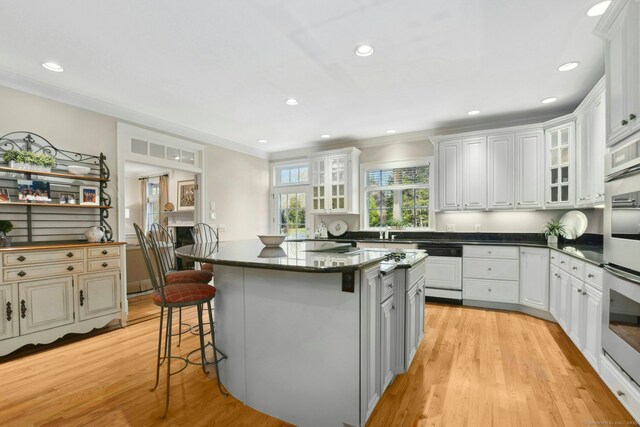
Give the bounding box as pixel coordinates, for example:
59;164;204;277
309;147;361;214
545;121;575;208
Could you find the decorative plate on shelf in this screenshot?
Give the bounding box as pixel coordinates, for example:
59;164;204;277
328;220;348;236
164;202;174;212
560;210;588;240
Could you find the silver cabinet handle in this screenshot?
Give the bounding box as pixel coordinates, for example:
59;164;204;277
630;113;637;121
391;304;395;310
582;290;587;295
488;267;492;271
617;390;625;396
488;288;492;292
577;288;582;293
560;261;565;264
588;274;594;278
387;283;393;288
572;266;578;270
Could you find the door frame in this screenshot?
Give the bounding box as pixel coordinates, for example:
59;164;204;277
270;185;311;238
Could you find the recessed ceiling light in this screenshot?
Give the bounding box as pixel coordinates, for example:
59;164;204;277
587;1;611;17
386;129;396;134
542;97;558;104
355;44;374;57
321;134;331;139
558;62;579;72
42;62;63;72
467;110;481;116
284;98;298;106
258;139;268;144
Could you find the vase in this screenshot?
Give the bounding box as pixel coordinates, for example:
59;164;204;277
547;235;558;246
0;232;11;247
8;161;50;173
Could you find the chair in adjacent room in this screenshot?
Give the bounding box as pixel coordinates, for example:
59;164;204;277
190;223;219;273
134;223;226;417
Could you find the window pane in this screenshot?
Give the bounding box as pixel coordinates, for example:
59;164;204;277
167;147;180;161
290;168;299;183
365;166;429;187
416;188;429;207
299;167;308;182
280;169;290;184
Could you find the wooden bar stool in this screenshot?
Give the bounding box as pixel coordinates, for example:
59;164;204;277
149;223;213;343
135;223;226;418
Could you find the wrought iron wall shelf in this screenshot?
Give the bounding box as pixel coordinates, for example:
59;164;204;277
0;132;113;243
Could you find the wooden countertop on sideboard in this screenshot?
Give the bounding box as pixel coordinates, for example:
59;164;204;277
0;241;126;252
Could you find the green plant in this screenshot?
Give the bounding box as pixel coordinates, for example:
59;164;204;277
2;151;56;167
385;218;407;228
2;151;20;163
542;220;565;238
0;220;13;235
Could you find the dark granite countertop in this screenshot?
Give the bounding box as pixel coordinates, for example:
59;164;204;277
175;240;413;273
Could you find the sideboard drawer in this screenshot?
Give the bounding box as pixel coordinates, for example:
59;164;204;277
4;261;84;282
3;249;84;266
463;246;519;260
87;247;121;259
88;258;121;272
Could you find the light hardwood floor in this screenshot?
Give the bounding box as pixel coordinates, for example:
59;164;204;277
0;302;633;426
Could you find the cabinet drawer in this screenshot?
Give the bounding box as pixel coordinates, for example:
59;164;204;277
568;258;585;280
408;259;426;287
3;249;84;266
380;274;394;301
463;246;519;259
88;258;121;272
556;253;571;272
550;251;561;266
87;246;121;259
463;258;519;281
463;278;519;303
584;264;603;291
4;261;84;282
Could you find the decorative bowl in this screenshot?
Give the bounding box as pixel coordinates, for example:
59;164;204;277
67;165;91;175
258;235;286;247
258;247;287;258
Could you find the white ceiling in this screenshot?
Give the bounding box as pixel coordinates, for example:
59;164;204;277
0;0;605;154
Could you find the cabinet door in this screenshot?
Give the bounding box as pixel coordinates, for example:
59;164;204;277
633;0;640;135
549;266;560;321
438;140;462;210
604;3;632;145
590;91;607;204
568;277;583;347
404;284;418;368
310;157;326;213
576;117;592;206
380;295;395;393
18;277;74;335
582;284;603;371
519;247;549;311
515;130;544;209
462;137;487;209
0;284;17;341
487;134;515;209
558;271;571;332
361;267;380;420
328;155;347;212
416;278;425;342
78;272;120;321
545;123;575;208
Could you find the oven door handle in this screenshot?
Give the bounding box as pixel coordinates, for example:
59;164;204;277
606;163;640;182
603;264;640;285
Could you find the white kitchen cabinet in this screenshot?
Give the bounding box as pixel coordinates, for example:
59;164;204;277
77;272;121;321
18;277;75;336
462;245;519;304
515;130;545;209
545;122;575;208
582;284;603;370
404;278;425;369
462;137;487;209
487;134;515;209
0;284;17;341
568;276;583;347
360;266;380;420
596;0;640;146
519;247;549;311
557;269;571;332
549;265;561;320
576;79;606;207
380;294;395;393
310;147;360;214
437;139;463;211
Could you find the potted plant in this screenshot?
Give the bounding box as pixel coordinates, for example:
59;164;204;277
3;151;57;172
542;220;565;246
385;218;406;230
0;220;13;246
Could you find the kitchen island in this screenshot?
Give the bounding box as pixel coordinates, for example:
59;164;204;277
176;240;427;427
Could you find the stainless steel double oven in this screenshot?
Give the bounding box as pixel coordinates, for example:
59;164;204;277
604;136;640;387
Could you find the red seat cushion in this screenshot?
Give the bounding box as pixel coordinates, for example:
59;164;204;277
202;263;214;272
152;283;216;305
165;269;213;284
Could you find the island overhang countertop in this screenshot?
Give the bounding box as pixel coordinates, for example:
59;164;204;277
175;240;398;273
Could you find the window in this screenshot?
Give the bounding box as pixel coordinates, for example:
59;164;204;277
146;178;160;232
362;161;432;229
274;164;309;186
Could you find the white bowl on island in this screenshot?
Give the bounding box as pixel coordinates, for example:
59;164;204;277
258;235;286;247
67;165;91;175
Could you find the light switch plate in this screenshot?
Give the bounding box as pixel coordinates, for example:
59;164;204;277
446;224;455;232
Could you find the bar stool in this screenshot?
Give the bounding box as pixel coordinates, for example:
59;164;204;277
135;223;226;418
149;223;213;344
191;223;219;273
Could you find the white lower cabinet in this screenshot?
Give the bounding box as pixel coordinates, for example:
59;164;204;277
0;284;17;341
77;272;121;321
404;278;425;369
557;269;571;331
18;277;75;335
361;267;381;421
549;265;560;319
582;284;602;370
568;276;584;346
519;248;549;310
380;294;395;393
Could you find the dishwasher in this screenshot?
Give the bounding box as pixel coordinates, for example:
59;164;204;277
418;244;463;303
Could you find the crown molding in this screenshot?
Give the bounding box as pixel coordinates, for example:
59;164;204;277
0;68;269;160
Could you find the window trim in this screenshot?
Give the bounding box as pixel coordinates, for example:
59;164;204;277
360;158;434;231
271;159;310;188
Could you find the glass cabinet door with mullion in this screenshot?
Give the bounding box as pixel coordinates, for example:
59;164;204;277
311;158;326;213
546;123;574;207
329;155;347;212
